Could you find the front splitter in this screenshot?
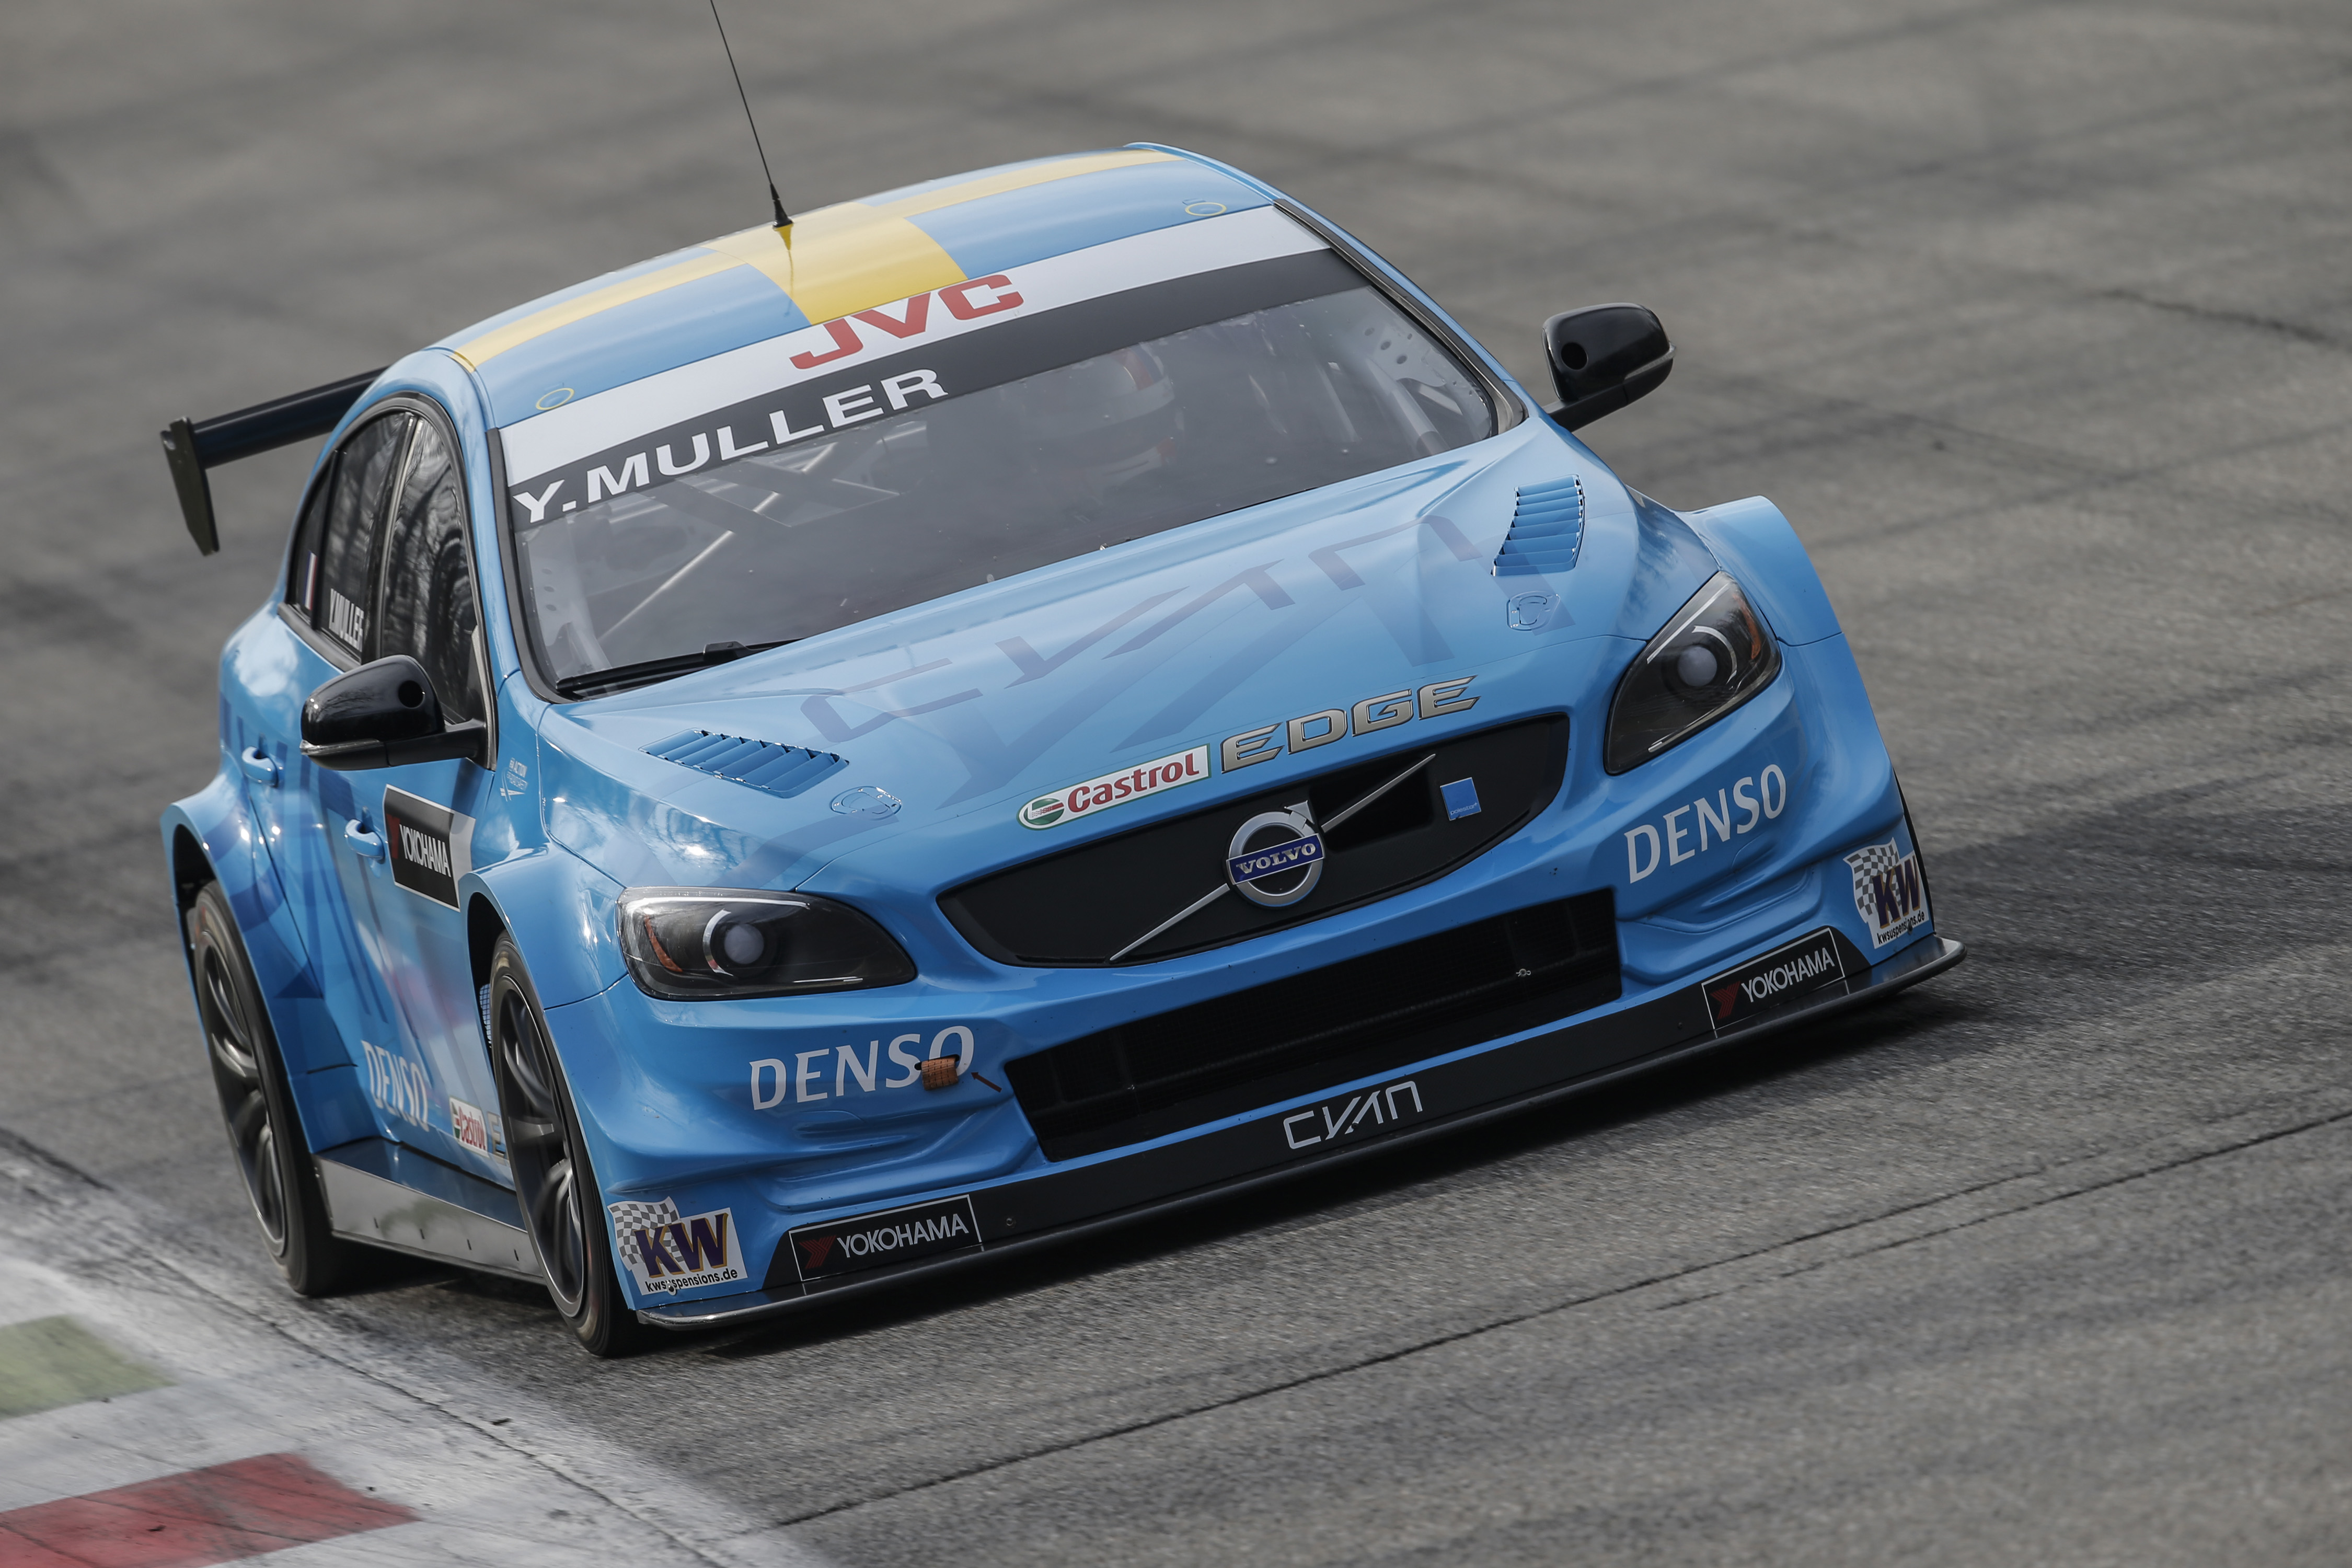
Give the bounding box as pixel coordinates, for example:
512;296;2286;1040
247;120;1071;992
640;932;1965;1331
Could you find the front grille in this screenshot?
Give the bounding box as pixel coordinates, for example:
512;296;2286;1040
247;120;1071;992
1005;890;1619;1160
943;716;1567;966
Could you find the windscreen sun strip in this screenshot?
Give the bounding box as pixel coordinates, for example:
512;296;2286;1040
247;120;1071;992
501;249;1361;531
499;205;1325;492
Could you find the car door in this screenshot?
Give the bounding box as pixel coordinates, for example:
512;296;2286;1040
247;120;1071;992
222;456;338;977
333;410;513;1181
256;409;419;1125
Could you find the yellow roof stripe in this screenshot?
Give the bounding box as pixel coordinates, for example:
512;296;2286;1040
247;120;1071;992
449;252;741;372
700;203;965;328
874;148;1179;220
452;149;1185;372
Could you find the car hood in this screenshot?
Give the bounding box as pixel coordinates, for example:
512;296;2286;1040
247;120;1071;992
533;420;1719;894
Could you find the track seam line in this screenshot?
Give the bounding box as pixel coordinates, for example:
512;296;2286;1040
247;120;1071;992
1654;1102;2352;1309
766;1099;2352;1529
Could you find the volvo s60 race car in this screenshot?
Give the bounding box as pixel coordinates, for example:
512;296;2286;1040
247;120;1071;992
160;145;1961;1354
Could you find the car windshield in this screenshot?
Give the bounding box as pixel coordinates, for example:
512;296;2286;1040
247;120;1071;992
509;256;1497;694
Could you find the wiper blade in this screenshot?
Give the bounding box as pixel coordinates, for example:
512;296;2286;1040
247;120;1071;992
554;639;793;699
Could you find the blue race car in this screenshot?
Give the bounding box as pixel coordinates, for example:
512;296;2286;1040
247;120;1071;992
161;145;1961;1354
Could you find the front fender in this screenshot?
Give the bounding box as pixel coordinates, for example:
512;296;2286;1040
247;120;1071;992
1682;495;1845;646
162;773;375;1152
162;773;309;1024
460;843;628;1008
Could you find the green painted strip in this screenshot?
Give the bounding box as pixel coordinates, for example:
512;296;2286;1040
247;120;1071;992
0;1316;171;1419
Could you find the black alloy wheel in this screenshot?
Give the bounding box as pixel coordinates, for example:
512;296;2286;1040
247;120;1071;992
485;935;652;1357
187;879;365;1295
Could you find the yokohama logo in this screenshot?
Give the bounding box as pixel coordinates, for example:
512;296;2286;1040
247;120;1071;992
1731;947;1838;1007
395;823;451;877
1700;929;1850;1035
803;1209;971;1270
382;787;470;910
788;1194;984;1284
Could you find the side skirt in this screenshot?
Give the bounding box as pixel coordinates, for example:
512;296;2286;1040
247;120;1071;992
315;1140;540;1283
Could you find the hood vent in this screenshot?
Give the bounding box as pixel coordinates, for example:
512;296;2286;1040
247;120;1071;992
644;730;846;799
1493;477;1584;578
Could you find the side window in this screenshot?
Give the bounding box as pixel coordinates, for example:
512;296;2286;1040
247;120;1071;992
293;413;413;659
286;454;338;624
377;419;483;725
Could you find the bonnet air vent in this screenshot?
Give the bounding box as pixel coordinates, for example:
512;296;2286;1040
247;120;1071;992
644;730;846;799
1493;477;1584;578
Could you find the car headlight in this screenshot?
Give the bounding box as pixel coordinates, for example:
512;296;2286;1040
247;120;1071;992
616;888;916;999
1603;572;1782;774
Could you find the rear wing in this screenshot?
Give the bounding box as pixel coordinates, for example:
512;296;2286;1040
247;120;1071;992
159;367;386;555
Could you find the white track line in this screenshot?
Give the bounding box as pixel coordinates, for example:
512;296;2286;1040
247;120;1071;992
0;1132;834;1567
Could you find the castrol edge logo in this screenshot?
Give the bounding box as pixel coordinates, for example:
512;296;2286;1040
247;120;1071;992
1013;676;1482;831
1018;745;1208;829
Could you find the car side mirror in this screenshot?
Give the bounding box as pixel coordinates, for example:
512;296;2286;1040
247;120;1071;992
1542;304;1674;431
301;655;486;771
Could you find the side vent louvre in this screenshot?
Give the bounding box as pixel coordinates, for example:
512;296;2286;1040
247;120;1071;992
643;730;846;799
1493;477;1584;578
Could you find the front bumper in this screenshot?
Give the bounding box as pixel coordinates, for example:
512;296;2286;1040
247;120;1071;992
639;928;1962;1330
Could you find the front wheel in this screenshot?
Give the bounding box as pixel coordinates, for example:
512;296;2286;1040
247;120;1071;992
485;935;653;1357
187;879;367;1295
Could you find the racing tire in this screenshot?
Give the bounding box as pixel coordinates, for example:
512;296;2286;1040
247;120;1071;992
485;935;654;1358
187;879;368;1296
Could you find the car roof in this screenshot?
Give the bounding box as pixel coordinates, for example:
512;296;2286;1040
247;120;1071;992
438;146;1275;431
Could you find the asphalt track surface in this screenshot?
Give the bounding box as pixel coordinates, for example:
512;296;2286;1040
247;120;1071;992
5;1;2350;1561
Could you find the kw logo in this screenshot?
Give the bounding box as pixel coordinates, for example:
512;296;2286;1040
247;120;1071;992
1846;841;1930;948
608;1201;745;1296
631;1213;731;1277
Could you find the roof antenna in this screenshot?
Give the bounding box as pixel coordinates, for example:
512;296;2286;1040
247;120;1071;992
707;0;791;230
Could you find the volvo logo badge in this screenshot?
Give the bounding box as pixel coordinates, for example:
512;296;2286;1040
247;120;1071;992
1105;753;1437;964
1226;805;1324;908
